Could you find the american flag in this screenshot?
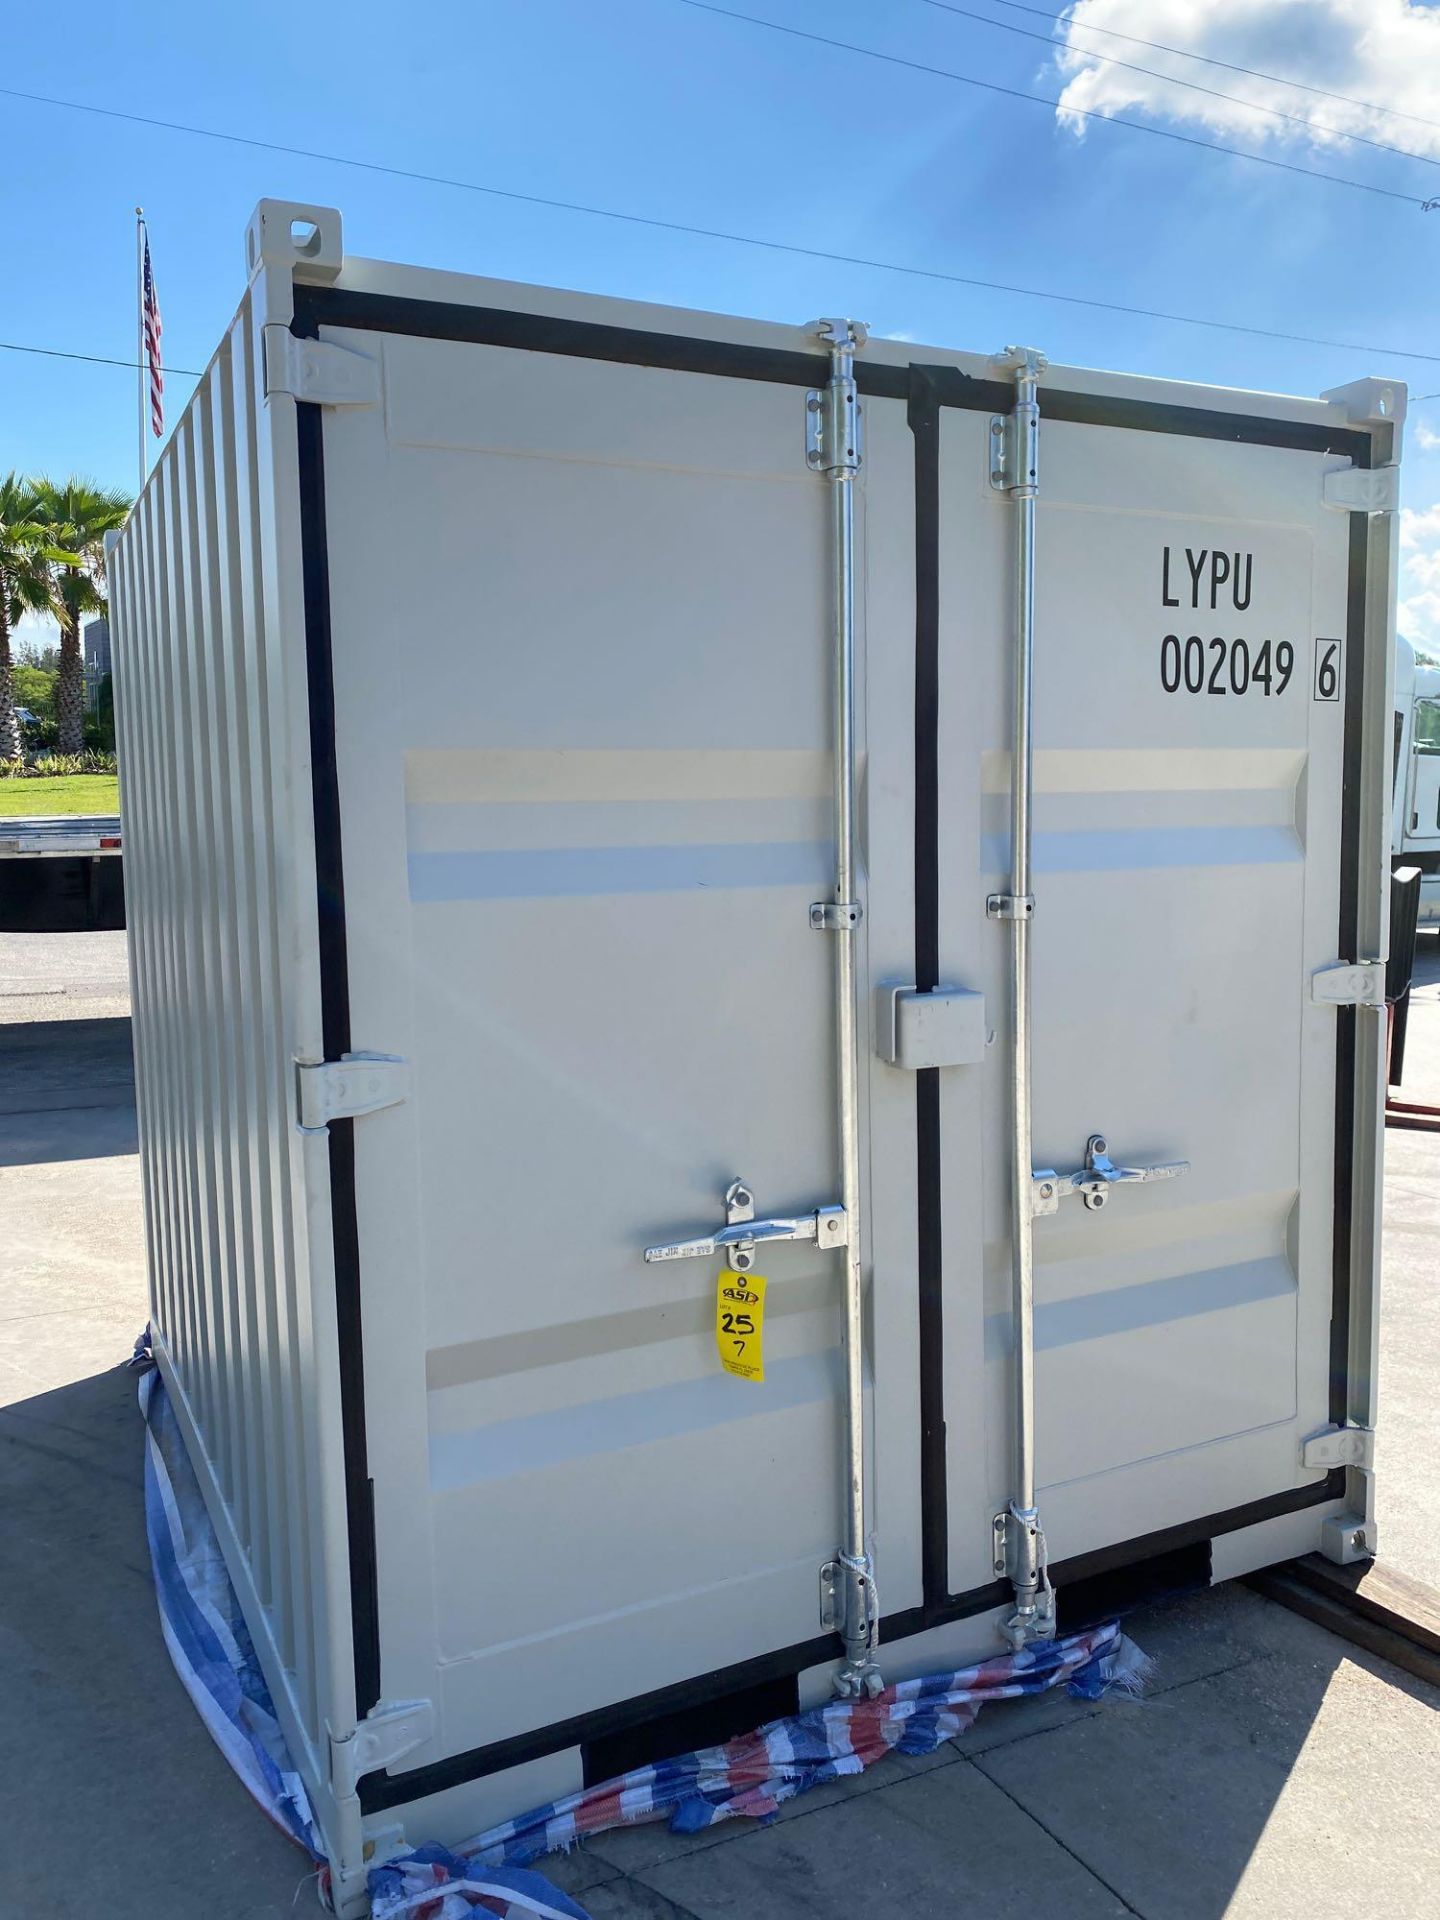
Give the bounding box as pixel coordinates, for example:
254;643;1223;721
142;233;164;438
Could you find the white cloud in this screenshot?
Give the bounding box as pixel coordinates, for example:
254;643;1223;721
1413;418;1440;452
1399;502;1440;649
1052;1;1440;160
1401;504;1440;548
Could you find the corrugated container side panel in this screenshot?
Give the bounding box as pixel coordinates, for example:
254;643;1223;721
110;283;327;1756
183;395;280;1616
245;269;356;1782
240;304;320;1718
141;490;188;1376
212;339;316;1716
190;401;274;1605
206;349;260;1568
190;379;252;1550
170;425;229;1529
137;488;196;1389
173;436;228;1496
227;321;302;1684
153;469;211;1434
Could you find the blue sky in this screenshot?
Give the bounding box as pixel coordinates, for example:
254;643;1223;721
5;0;1440;645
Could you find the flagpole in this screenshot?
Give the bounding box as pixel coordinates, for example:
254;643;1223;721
135;207;145;493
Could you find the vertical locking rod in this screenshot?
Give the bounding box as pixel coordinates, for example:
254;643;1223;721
809;318;881;1697
992;346;1056;1648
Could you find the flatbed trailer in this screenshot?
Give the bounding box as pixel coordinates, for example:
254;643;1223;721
0;815;124;930
0;814;122;858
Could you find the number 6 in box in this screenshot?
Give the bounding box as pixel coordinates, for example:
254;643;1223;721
1315;637;1343;702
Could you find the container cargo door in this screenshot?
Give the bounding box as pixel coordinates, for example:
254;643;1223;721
932;397;1371;1599
301;310;921;1785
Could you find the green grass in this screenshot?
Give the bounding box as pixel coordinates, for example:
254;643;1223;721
0;774;120;817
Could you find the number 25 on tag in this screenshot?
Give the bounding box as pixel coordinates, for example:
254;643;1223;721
716;1270;766;1383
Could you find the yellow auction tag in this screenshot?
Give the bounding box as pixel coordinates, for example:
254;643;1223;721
716;1269;766;1382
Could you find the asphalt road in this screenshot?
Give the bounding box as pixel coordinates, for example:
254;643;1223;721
0;926;132;1025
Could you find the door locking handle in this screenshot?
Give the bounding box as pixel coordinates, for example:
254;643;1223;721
644;1178;848;1272
1032;1134;1190;1216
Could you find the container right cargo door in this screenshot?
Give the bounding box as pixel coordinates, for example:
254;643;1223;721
936;400;1368;1598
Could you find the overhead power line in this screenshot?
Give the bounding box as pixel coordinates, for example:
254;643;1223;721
1;84;1438;366
923;0;1440;170
680;1;1432;207
975;0;1440;136
0;339;203;378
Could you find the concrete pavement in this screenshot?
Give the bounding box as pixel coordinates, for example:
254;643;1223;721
573;1583;1440;1920
2;930;1437;1920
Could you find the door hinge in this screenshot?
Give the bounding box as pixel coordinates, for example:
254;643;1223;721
1311;960;1385;1007
991;1507;1057;1642
818;1557;840;1631
1301;1423;1375;1471
805;321;865;476
986;349;1046;495
817;1555;881;1671
1322;463;1399;515
297;1053;409;1129
987;415;1015;492
329;1698;433;1801
263;325;380;407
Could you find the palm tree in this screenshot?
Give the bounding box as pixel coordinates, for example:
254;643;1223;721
0;474;65;764
33;478;130;754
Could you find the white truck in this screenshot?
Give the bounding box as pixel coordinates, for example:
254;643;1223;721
1392;634;1440;928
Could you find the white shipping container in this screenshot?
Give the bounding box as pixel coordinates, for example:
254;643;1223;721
110;201;1398;1913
